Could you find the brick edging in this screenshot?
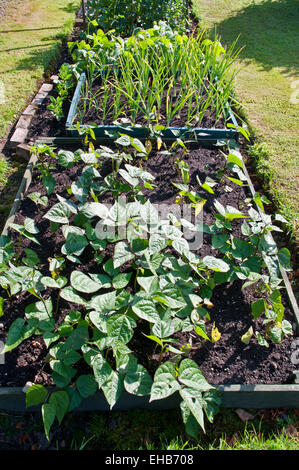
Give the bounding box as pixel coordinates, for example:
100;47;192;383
9;77;57;158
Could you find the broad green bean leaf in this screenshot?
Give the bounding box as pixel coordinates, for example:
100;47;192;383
63;325;89;350
49;391;69;425
231;238;255;260
89;273;111;288
92;353;113;388
50;360;77;380
212;234;229;249
251;299;266;319
162;224;182;240
258;233;277;256
179;387;205;432
22;248;41;267
0;235;14;264
64;310;81;323
41;276;67;289
24;217;39;234
172;237;189;255
89;310;108;333
132;299;160;323
281;320;292;336
124;364;153;396
58;150;77;167
262;253;280;282
103;258;120;276
180;400;200;439
270;326;283;343
42;403;56;441
214;200;226;216
28;192;48;207
115;135;131;146
26;384;48;408
81;202;109;219
112;272;132;289
241;256;262;274
195;323;210;341
89;291;117;313
25;299;53;322
115;290;132;309
67;389;83;412
62;350;81;365
227;153;244;168
44;202;70;224
52;371;71;388
140;200;159;226
225;206;248;221
76;374;98;399
64;232;88;256
42;174;56;195
136;276;159;294
9;223;40;245
80;152;98;164
57;195;78;214
241;326;254;344
203;256;230;273
118;169;139;187
113;241;135;268
152;311;176;339
178;359;212;392
106;314;136;345
71;271;103;294
241;220;251;236
60;286;88;306
157;283;187;309
256;331;269;347
102;371;124;409
43;331;60;348
203;389;222;423
71;181;88;203
278;247;292;271
115;353;138;375
150;361;181;401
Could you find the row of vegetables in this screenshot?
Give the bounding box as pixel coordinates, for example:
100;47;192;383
0;0;295;441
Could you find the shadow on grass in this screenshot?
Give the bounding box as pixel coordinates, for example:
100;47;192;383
59;1;80;14
209;0;299;75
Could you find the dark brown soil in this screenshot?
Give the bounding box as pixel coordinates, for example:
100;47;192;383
0;143;297;389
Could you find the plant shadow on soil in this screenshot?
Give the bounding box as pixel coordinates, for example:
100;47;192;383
207;0;299;76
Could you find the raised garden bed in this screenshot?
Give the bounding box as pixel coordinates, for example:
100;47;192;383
25;22;241;147
2;5;299;441
0;136;298;439
65;73;239;144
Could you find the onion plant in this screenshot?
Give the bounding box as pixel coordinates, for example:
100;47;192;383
74;23;241;128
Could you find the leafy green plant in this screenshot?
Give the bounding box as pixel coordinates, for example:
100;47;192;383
69;22;240;129
47;64;75;121
1;136;295;443
86;0;189;37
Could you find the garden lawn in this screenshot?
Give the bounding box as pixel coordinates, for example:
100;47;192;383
192;0;299;245
0;0;80;227
0;0;80;140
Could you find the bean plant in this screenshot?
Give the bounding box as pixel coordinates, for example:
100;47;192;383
0;137;293;441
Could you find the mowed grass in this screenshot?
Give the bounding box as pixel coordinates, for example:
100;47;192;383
192;0;299;245
0;0;80;139
0;0;80;226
